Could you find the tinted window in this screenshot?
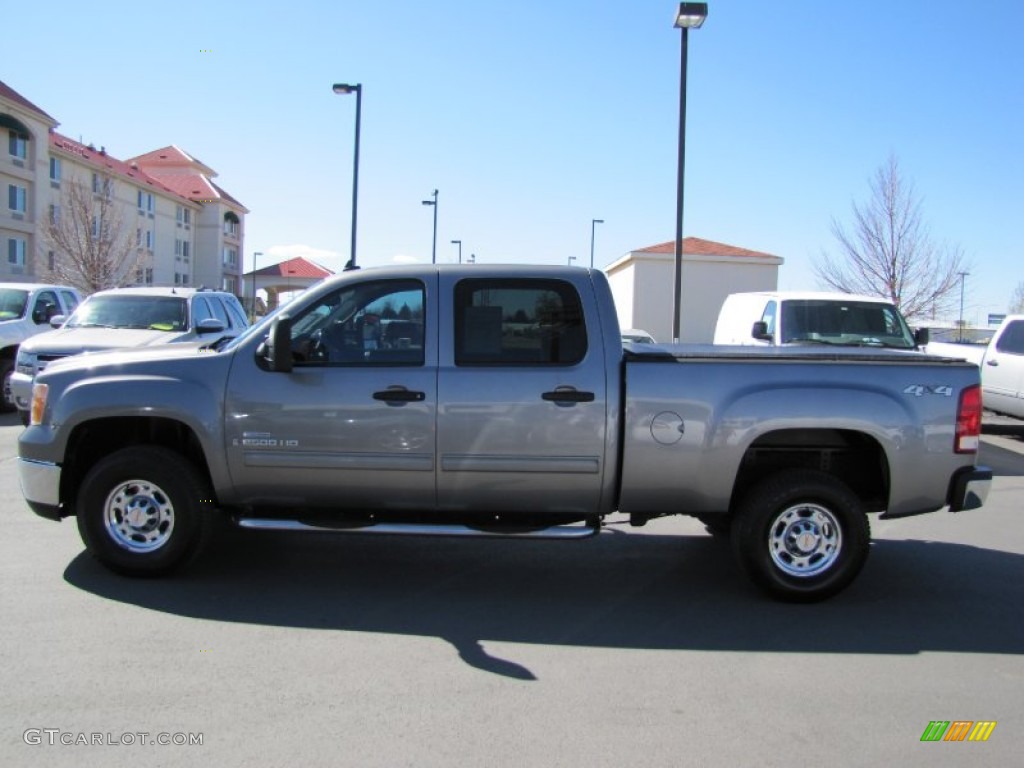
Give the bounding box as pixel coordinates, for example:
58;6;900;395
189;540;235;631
32;291;60;324
207;296;230;327
288;279;425;366
59;290;79;313
192;297;214;325
68;296;188;331
223;296;248;329
454;279;586;366
760;300;777;336
995;321;1024;355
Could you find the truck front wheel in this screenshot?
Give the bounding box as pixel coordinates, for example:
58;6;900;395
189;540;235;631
76;447;214;576
731;470;870;602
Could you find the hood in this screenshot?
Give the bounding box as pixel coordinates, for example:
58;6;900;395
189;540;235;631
20;326;194;355
41;342;215;376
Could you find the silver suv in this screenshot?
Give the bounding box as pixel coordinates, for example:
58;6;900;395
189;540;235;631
12;286;247;424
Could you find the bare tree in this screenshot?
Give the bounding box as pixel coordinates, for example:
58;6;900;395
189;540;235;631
815;155;966;321
1010;281;1024;314
40;175;145;294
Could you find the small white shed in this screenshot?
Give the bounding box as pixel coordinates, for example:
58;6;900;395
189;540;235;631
604;237;783;343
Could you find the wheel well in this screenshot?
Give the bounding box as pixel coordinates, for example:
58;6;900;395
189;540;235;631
731;429;888;513
61;417;213;512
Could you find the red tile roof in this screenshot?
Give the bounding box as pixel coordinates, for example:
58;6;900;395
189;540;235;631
49;133;193;202
256;257;334;279
130;145;247;211
0;79;57;122
128;145;215;175
636;237;778;259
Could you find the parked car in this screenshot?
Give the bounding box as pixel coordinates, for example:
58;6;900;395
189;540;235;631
0;283;82;412
11;286;247;424
621;328;656;345
714;291;926;350
925;315;1024;419
19;265;989;602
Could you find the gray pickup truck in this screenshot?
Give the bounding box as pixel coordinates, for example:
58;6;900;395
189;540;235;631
18;265;991;601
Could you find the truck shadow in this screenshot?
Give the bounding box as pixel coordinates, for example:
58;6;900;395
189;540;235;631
63;527;1024;679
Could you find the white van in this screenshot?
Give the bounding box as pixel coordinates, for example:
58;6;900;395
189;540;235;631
713;291;924;350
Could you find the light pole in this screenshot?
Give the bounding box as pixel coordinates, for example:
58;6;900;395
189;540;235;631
590;219;604;269
422;189;438;264
671;3;707;343
250;251;262;320
451;239;462;264
332;83;362;270
958;271;969;342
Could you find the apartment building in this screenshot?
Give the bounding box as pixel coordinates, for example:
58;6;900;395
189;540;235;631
1;79;246;295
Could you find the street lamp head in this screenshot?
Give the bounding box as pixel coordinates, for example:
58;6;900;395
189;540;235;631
421;200;435;206
593;219;604;225
451;239;461;245
674;2;708;28
332;83;361;94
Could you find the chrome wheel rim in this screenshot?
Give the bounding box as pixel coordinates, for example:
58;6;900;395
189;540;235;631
103;479;175;553
768;503;842;578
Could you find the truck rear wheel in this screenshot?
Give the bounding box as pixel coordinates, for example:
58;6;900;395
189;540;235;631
76;446;214;576
731;470;870;602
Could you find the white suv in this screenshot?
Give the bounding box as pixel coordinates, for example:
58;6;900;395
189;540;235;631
12;286;248;423
0;283;82;413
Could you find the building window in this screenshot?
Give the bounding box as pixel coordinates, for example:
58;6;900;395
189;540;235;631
182;241;190;261
8;184;27;213
137;190;154;212
146;268;154;285
7;238;27;266
136;228;142;246
145;230;153;250
48;251;56;270
174;238;182;257
183;208;191;225
182;272;189;284
49;204;60;225
93;173;101;194
223;247;238;268
224;212;240;236
92;215;100;238
8;130;28;159
49;157;61;181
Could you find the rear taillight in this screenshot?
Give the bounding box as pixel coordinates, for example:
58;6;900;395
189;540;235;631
955;384;982;454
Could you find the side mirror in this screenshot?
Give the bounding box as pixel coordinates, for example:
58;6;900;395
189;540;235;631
751;321;773;342
914;327;930;346
49;314;67;328
196;318;226;335
258;313;293;373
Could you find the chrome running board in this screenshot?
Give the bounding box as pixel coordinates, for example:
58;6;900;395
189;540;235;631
237;518;600;540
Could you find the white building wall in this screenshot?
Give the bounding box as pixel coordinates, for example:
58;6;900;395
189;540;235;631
605;248;782;344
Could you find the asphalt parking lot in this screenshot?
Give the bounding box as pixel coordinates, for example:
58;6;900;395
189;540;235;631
1;412;1022;767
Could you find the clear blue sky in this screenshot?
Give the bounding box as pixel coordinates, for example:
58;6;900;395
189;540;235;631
6;0;1022;323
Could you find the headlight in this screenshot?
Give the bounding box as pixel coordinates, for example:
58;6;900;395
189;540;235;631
30;383;48;426
15;350;35;375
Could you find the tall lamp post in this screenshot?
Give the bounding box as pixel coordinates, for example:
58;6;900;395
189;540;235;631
451;239;462;264
250;251;262;320
671;3;707;343
422;189;438;264
332;83;362;270
958;271;969;342
590;219;604;269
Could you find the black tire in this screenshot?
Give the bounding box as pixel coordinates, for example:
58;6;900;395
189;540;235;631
697;515;731;537
19;409;30;427
731;470;870;602
0;358;15;413
76;446;215;576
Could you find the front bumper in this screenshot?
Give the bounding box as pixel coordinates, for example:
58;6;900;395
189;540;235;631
18;458;64;521
948;465;993;512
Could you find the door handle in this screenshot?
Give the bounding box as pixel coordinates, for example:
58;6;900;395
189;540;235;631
373;387;426;403
986;359;999;366
542;388;595;404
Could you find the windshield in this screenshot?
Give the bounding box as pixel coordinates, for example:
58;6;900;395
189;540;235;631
66;295;189;331
0;288;29;322
781;300;915;349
